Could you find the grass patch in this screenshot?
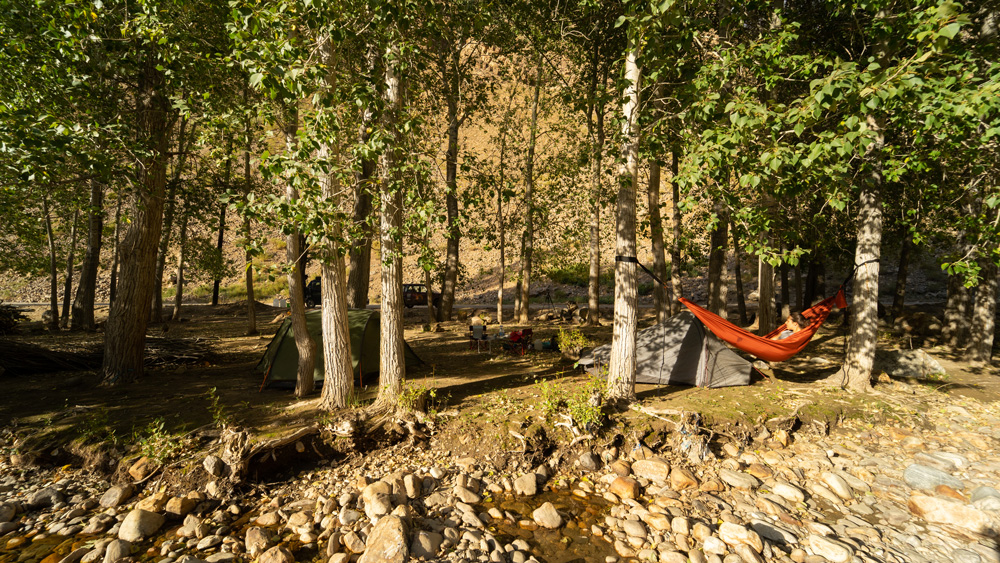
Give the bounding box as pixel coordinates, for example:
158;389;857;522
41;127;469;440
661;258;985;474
163;276;289;303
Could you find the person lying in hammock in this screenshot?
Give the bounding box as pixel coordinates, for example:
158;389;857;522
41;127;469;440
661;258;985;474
771;312;809;340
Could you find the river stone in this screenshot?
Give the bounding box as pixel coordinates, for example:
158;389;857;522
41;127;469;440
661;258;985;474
579;452;601;472
203;455;226;477
658;552;688;563
952;549;983;563
670;467;699;490
410;530;442;558
454;485;481;503
99;485;134;509
59;548;90;563
514;473;537;496
256;511;280;526
736;543;765;563
806;535;854;563
258;546;293;563
632;458;671;484
0;502;14;523
773;483;805;504
973;487;1000;503
245;527;269;557
118;509;165;542
872;348;945;379
30;487;64;508
136;491;169;512
719;469;760;490
103;540;131;563
532;502;563;529
358;515;408;563
343;531;366;553
821;472;854;501
610;477;642;500
903;464;965;491
908;494;999;536
719;522;763;553
403;474;422;498
623;519;647;538
339;506;362;525
165;496;196;518
703;536;727;555
750;519;797;544
128;457;157;481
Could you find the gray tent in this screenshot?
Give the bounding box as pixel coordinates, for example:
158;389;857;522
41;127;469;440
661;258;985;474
578;311;751;387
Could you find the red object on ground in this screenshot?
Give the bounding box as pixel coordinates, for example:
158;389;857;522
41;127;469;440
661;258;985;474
679;289;848;363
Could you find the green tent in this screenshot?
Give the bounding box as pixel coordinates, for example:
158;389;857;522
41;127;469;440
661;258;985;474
255;309;422;389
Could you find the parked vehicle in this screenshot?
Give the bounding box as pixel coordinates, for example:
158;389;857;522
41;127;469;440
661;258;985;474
403;283;441;308
303;279;439;309
304;277;321;308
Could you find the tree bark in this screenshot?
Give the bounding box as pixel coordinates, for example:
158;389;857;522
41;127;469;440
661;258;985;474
346;104;376;310
109;196;123;303
607;39;641;403
317;43;354;411
42;196;59;331
648;159;669;323
171;207;189;321
942;193;975;349
794;264;803;310
731;223;748;325
440;42;462;321
243;98;257;336
373;45;406;412
707;198;729;319
757;256;776;334
283;106;316;398
496;114;509;325
212;139;233;307
152;117;190;323
967;261;998;364
518;55;543;325
668;144;684;315
805;259;825;306
587;43;609;327
832;160;884;391
71;180;104;331
60;207;80;328
780;257;790;318
101;55;170;385
890;231;913;319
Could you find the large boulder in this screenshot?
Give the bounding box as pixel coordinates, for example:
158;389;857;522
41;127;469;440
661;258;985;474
118;509;165;542
358;515;408;563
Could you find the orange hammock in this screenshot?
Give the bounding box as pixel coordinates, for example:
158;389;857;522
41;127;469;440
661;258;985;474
679;289;848;362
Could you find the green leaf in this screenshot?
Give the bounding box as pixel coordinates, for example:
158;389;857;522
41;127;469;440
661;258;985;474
938;22;961;40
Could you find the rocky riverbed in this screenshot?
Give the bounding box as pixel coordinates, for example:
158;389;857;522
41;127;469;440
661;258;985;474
3;379;1000;563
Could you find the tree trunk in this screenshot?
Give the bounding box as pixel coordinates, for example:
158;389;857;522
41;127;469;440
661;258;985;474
42;196;60;331
101;55;170;385
243;101;257;336
732;224;748;325
757;256;776;335
212;140;233;307
346;106;376;310
282;106;316;398
648;159;669;323
967;261;998;364
832;161;884;391
668;144;684;315
707;198;729;319
780;257;790;318
890;231;912;319
317;45;355;411
171;208;189;321
109;196;123;303
587;45;608;327
496;123;508;325
440;44;462;322
794;264;803;310
607;39;640;403
152;117;190;323
71;180;104;331
60;207;80;328
805;259;825;306
373;45;405;412
518;56;543;325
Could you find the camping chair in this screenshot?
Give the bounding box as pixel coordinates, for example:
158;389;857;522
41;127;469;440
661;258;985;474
469;325;487;352
506;329;533;356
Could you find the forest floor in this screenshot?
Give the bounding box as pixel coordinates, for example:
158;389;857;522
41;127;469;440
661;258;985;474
1;301;999;563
